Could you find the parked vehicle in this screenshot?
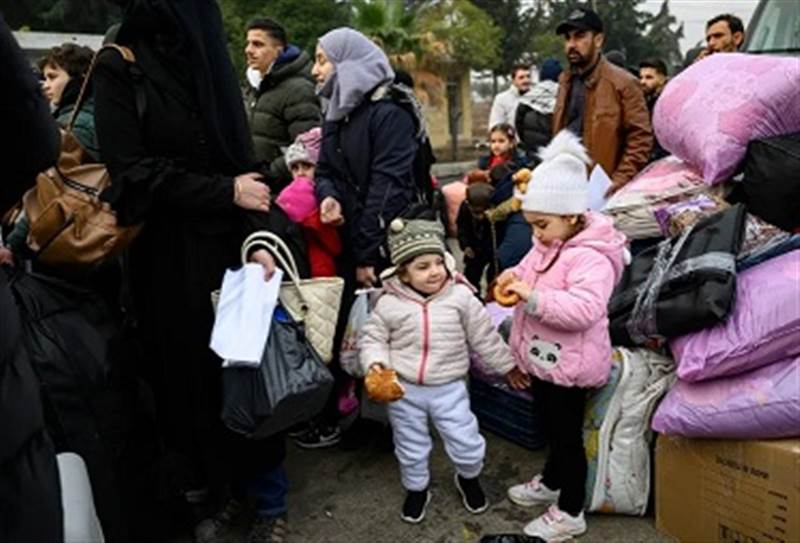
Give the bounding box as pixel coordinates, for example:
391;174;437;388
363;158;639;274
744;0;800;55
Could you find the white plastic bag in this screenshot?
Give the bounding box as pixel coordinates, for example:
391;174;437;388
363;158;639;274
58;453;105;543
210;265;283;368
339;289;376;377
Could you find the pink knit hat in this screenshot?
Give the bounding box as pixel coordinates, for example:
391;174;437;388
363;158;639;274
284;127;323;167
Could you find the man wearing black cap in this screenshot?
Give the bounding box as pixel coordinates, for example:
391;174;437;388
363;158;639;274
552;6;653;196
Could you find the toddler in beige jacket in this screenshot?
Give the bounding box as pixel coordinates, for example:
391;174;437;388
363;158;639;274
359;216;524;524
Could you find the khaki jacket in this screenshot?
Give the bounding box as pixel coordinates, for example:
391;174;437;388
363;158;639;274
553;57;653;187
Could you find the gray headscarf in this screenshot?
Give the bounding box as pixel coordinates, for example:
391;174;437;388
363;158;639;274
318;27;395;122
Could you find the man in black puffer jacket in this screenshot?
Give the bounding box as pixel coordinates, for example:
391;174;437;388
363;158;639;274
0;12;63;543
244;18;321;185
515;58;562;163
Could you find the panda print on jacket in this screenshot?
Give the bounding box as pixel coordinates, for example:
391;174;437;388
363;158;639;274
528;335;561;371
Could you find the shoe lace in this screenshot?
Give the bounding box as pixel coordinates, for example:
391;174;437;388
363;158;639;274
543;505;564;525
524;475;543;490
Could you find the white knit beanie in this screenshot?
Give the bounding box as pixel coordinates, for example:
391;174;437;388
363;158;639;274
518;130;592;215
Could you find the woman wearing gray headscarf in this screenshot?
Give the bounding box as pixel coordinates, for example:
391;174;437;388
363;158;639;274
313;27;421;286
291;28;423;448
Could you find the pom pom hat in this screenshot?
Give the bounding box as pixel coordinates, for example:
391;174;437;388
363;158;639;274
387;218;446;267
284;127;322;167
518;130;592;215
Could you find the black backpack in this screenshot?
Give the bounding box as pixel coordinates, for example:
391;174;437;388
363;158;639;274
386;84;438;208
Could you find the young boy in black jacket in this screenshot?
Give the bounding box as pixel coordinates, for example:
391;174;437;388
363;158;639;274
457;182;497;294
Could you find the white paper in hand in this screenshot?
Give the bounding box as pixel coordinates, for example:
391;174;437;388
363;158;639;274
587;165;612;211
210;264;283;367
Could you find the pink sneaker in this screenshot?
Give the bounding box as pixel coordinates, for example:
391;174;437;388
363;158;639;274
523;504;587;541
507;474;560;507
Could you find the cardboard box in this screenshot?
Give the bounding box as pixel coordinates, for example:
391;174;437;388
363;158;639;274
656;436;800;543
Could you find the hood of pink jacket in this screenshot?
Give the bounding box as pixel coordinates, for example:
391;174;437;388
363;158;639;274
275;176;317;223
531;212;627;284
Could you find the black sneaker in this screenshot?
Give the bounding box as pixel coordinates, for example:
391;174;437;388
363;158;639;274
401;489;431;524
455;473;489;514
293;424;342;449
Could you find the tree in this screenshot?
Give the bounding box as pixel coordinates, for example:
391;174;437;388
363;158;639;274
4;0;122;34
351;0;419;56
471;0;537;92
414;1;502;159
2;0;54;30
642;0;684;73
415;0;502;74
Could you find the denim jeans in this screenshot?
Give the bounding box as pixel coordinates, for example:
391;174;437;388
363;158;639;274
249;464;288;518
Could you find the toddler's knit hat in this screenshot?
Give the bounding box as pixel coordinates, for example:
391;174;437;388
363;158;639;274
518;130;591;215
284;127;323;167
387;217;446;266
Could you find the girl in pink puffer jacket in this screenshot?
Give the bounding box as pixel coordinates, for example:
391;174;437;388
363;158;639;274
497;130;627;542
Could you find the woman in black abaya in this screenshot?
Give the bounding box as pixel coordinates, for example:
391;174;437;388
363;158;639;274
94;1;306;540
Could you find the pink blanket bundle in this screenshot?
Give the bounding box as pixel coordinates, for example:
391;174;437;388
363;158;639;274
652;355;800;439
671;250;800;382
653;53;800;184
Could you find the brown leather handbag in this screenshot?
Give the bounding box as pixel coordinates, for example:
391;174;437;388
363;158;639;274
23;44;142;270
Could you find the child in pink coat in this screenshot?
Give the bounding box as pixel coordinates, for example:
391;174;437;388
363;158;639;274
497;130;627;541
275;127;341;277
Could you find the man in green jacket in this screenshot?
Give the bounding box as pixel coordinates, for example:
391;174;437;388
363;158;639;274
245;18;321;184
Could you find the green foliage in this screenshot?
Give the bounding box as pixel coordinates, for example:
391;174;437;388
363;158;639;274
264;0;352;54
417;0;502;72
351;0;419;55
471;0;538;77
529;31;566;66
4;0;121;34
643;0;684;72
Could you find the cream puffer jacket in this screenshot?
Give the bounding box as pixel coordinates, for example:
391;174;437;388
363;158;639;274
359;275;515;385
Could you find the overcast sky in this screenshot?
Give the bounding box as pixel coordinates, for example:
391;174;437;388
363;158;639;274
641;0;759;53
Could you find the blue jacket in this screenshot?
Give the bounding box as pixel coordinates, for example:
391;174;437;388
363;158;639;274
315;93;418;267
476;150;528;205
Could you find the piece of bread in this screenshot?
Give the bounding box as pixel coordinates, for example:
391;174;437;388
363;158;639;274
493;277;520;307
365;366;405;403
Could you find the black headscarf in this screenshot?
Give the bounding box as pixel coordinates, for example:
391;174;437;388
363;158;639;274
115;0;255;172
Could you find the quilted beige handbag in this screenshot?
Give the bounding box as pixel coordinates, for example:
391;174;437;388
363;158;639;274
239;230;343;363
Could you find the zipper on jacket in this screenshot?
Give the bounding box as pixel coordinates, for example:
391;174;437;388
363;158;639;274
417;304;430;384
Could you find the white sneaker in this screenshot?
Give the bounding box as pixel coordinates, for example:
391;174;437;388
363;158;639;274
507;474;560;507
523;505;587;541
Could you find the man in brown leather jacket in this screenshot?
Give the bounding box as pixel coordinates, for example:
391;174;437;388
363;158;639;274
552;7;653;195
